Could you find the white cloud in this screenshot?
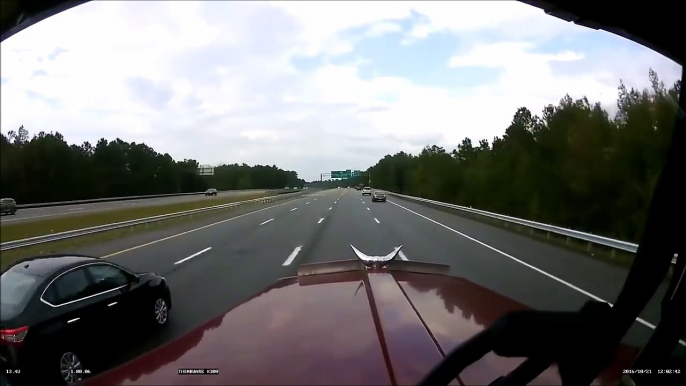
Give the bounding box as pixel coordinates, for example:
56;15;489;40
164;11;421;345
365;22;403;37
240;129;281;141
0;1;681;181
446;41;610;105
448;42;584;68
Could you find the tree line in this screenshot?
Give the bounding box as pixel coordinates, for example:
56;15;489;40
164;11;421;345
0;129;304;204
367;69;680;243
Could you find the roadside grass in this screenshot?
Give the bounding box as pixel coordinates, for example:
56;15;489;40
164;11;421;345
0;193;271;243
0;193;298;271
401;199;675;281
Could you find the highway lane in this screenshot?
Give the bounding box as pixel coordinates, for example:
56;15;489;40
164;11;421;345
299;190;671;348
67;190;337;371
46;187;676;376
0;189;270;225
360;195;672;348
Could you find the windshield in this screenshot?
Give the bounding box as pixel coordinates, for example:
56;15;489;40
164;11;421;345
0;1;683;385
1;270;40;320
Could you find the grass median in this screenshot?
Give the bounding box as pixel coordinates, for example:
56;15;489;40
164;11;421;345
0;192;291;270
0;193;273;243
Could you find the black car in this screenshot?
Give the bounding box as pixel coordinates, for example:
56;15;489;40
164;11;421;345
205;188;218;196
0;255;172;385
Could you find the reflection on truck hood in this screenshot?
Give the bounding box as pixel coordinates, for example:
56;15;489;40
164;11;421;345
81;261;638;386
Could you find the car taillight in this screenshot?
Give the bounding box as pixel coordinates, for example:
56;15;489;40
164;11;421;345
0;326;28;346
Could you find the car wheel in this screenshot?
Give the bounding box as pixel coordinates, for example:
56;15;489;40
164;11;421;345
57;351;85;385
152;297;170;327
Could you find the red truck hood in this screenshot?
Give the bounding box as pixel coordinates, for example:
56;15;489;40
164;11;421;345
83;260;638;386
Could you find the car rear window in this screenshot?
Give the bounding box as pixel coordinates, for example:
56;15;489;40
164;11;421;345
46;268;92;305
1;270;40;319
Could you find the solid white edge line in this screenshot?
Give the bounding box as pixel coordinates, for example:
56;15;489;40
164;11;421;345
670;262;685;301
388;200;684;345
374;218;380;224
174;247;212;265
290;208;298;212
259;218;274;225
399;251;409;261
101;199;296;259
318;218;324;224
283;245;303;266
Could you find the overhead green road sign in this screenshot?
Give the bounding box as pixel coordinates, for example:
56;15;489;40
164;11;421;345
330;169;363;179
331;170;351;179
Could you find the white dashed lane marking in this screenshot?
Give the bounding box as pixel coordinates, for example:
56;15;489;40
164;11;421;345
174;247;212;265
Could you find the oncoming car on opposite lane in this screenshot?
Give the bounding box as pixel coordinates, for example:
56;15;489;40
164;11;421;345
0;198;17;215
0;255;172;385
204;188;218;197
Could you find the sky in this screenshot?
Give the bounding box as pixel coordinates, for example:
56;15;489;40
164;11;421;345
0;1;681;181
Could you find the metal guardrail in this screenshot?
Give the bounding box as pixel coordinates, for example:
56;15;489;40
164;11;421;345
1;192;304;251
14;189;279;209
387;192;678;265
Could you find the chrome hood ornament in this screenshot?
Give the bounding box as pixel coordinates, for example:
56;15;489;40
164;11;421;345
350;244;402;268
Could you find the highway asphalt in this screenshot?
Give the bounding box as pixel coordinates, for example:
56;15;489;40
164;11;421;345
0;190;268;225
50;188;678;375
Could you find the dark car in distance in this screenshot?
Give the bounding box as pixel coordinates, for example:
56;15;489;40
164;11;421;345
204;188;218;196
0;255;172;385
0;198;17;215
